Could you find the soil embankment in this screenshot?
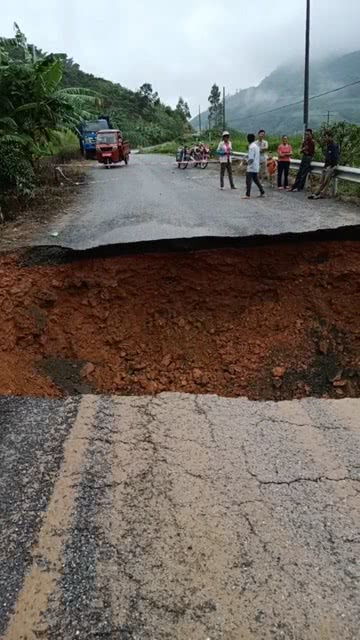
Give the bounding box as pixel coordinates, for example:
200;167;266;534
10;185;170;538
0;238;359;400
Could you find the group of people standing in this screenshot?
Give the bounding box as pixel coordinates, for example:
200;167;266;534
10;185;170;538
217;128;340;199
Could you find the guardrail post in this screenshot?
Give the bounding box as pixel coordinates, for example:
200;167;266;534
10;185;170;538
332;178;338;197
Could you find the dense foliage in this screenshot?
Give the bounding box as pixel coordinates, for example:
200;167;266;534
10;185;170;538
317;122;360;166
61;59;192;147
0;24;99;196
0;25;191;200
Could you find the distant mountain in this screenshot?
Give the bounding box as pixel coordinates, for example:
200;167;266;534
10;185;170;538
194;51;360;134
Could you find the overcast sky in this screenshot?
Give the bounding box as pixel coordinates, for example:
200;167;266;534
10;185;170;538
2;0;360;115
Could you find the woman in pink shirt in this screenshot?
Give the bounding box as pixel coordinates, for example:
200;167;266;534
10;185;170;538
277;135;293;190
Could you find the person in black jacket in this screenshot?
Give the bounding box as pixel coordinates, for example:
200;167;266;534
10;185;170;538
308;131;340;199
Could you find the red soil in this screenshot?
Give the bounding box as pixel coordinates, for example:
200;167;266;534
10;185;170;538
0;241;359;400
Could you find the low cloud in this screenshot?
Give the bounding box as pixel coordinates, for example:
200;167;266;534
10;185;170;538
2;0;360;113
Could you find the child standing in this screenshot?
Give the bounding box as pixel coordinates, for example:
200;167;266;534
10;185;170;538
266;155;277;188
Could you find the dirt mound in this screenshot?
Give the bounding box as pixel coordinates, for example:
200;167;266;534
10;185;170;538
0;241;359;400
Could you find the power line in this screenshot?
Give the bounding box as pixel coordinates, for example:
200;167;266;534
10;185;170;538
228;78;360;126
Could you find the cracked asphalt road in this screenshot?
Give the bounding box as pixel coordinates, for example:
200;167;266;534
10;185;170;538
35;154;360;249
1;393;359;639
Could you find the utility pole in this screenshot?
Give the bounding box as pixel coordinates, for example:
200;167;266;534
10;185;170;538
223;86;226;130
321;111;335;125
198;106;202;134
303;0;311;132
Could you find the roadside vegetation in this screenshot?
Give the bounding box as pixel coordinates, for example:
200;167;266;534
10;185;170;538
142;121;360;167
193;82;360;166
201;122;360;166
0;25;192;220
1;25;359;219
61;64;192;147
0;24;100;219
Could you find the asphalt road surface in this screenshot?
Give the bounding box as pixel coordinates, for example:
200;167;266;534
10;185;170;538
1;393;359;639
38;154;360;249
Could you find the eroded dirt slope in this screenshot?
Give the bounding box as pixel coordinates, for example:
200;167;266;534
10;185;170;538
0;241;359;400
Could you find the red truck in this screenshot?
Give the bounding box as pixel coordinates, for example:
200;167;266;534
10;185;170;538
96;129;130;168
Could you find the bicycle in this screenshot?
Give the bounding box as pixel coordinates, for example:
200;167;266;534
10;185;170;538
176;146;191;169
176;145;209;170
193;146;210;169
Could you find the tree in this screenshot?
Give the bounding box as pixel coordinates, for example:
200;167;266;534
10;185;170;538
136;83;161;116
139;83;153;100
0;24;100;195
176;97;191;121
0;24;195;190
208;83;222;128
0;26;100;143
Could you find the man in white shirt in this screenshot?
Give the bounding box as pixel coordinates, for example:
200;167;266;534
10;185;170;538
256;129;269;180
243;133;265;198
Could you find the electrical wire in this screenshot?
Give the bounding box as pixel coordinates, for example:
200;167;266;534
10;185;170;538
227;78;360;126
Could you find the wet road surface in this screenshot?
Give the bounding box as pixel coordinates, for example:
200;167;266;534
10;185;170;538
1;393;359;639
37;154;360;249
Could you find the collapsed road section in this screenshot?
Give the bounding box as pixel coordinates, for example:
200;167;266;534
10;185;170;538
1;229;359;400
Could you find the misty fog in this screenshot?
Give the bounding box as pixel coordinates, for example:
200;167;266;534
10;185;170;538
2;0;359;112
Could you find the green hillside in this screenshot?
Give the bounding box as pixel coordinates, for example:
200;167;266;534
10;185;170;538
194;51;360;134
0;25;191;203
2;32;191;148
60;57;192;146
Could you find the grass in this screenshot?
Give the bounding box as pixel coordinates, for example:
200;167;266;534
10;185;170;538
336;180;360;202
42;129;81;163
139;141;179;155
231;133;305;157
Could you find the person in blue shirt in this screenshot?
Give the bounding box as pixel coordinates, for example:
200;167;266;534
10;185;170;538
308;131;340;199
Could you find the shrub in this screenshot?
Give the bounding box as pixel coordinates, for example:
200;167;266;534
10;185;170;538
0;140;35;196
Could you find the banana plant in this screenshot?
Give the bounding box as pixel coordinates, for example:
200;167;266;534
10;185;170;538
0;24;102;195
0;24;101;145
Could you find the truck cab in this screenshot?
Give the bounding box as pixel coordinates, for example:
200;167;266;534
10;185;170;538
79;118;111;159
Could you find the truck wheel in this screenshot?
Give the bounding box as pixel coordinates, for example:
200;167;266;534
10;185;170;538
85;151;92;160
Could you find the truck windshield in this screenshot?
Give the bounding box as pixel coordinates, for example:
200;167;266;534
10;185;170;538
84;120;109;132
97;133;117;144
